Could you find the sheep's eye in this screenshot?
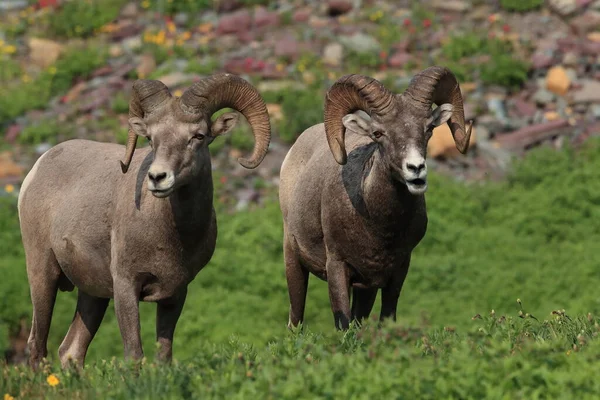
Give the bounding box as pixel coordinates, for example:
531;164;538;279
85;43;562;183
193;133;205;141
372;131;383;139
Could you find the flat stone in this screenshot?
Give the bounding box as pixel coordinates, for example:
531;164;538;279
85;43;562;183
388;52;412;68
217;9;251;34
429;124;477;159
339;32;380;54
253;6;280;28
570;79;600;103
323;42;344;67
28;37;63;69
0;152;23;179
433;0;469;12
548;0;578;16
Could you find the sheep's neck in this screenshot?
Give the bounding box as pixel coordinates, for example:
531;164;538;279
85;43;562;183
362;150;421;228
168;167;214;232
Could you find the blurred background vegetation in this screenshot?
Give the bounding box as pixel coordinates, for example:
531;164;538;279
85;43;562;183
1;0;600;397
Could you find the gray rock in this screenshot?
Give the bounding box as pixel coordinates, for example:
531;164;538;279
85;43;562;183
533;88;556;105
339;32;380;54
433;0;469;12
571;80;600;103
0;0;27;10
122;36;142;51
323;43;344;67
487;97;508;123
174;12;189;26
548;0;578;16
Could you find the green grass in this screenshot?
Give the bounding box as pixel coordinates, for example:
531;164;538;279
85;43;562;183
2;137;600;398
3;314;600;399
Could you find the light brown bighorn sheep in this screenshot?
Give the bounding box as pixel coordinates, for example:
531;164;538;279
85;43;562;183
279;66;472;330
18;73;271;369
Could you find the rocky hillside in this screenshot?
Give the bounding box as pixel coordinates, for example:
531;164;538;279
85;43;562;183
0;0;599;209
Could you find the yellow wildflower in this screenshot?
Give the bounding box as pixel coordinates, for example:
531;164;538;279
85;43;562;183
47;374;60;387
155;30;166;45
2;45;17;54
22;74;31;83
297;63;306;73
167;22;176;34
327;71;336;80
5;185;14;194
4;394;14;400
48;66;57;75
198;23;213;34
141;0;150;9
180;31;191;41
173;89;183;97
275;63;285;72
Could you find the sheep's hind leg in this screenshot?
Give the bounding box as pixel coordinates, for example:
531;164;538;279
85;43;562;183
380;255;411;322
351;287;378;324
326;259;351;330
285;233;309;329
58;290;109;369
156;289;187;363
26;250;61;370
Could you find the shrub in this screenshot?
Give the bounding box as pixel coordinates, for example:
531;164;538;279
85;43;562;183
500;0;543;12
263;87;324;143
48;0;127;38
0;44;107;127
439;33;530;88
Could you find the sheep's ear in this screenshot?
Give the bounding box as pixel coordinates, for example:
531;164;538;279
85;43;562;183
211;112;239;137
128;117;148;137
427;103;453;129
342;114;370;137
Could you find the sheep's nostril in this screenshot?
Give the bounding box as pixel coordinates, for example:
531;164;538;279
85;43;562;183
148;171;167;183
406;162;425;174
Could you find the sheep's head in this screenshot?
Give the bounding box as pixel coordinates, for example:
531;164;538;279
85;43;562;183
121;73;271;198
324;66;473;195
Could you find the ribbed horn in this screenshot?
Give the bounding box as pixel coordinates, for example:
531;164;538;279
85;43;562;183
179;73;271;169
323;74;396;165
402;66;473;154
120;80;171;173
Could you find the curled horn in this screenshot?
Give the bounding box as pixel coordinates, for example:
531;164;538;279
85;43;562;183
179;73;271;169
120;80;171;173
402;66;473;154
323;74;396;165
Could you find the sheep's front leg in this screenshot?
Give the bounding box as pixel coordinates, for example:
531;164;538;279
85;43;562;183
380;255;411;322
113;279;143;361
156;288;187;363
326;259;351;330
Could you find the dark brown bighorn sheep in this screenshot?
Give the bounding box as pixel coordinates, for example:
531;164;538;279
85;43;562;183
279;66;472;330
18;73;271;369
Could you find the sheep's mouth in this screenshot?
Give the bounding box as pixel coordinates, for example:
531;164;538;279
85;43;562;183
150;187;174;198
405;178;428;194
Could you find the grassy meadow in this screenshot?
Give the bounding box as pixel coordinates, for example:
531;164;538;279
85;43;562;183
2;138;600;398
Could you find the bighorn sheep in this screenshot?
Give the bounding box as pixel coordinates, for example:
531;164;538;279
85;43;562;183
279;66;472;330
18;73;271;369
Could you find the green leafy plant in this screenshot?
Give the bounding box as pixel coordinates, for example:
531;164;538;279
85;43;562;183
439;33;530;88
500;0;543;12
47;0;127;38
